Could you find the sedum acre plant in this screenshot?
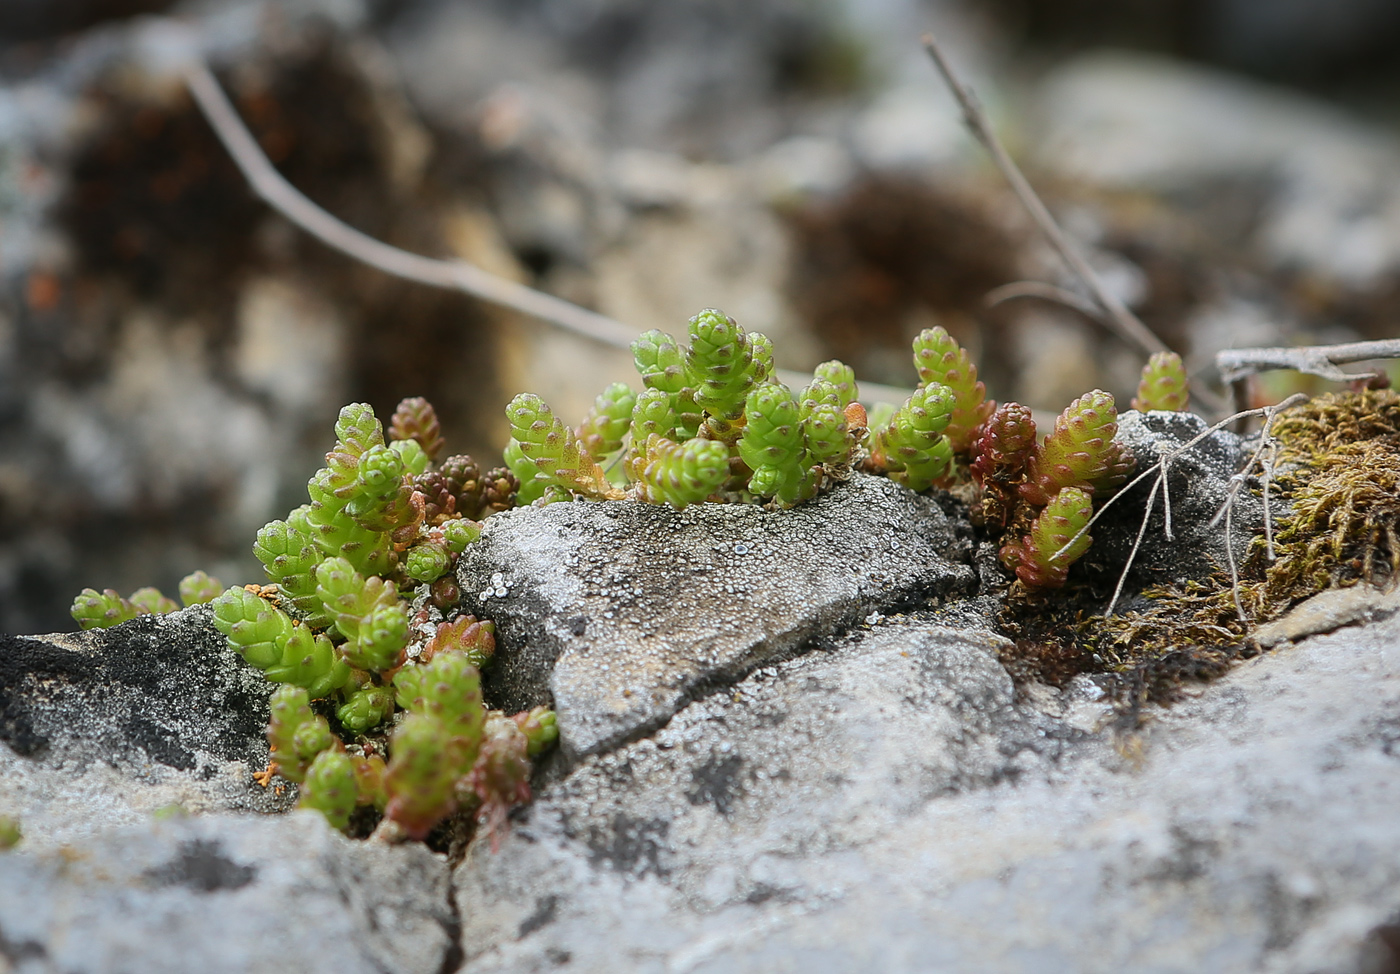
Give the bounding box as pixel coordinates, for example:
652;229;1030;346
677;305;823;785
74;305;1185;847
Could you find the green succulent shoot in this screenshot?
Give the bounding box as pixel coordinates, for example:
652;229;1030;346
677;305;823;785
738;383;816;507
868;383;957;492
999;486;1094;590
576;382;637;463
267;685;334;784
912;326;994;455
505;393;622;502
1019;390;1136;507
210;586;350;698
312;558;407;672
686;309;766;433
637;434;730;508
1131;351;1191;413
298;747;358;832
71;570;222;630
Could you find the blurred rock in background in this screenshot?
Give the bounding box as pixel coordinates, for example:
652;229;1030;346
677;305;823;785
3;0;1400;634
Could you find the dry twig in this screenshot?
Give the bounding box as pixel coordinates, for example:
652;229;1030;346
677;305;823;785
1216;340;1400;384
921;34;1230;417
185;63;638;350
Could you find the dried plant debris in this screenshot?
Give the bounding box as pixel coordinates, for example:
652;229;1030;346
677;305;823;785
1000;389;1400;717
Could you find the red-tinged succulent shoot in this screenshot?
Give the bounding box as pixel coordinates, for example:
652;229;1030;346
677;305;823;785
1019;390;1135;507
352;752;387;810
422;616;495;668
299;748;358;832
412;471;456;523
389;396;445;463
513;706;559;758
70;589;139;630
463;713;533;842
576;382;637;462
970;402;1037;528
177;571;223;607
868;384;957;492
1132;351;1191;413
267;685;333;784
382;713;462;840
1000;487;1095;589
911;326;994;454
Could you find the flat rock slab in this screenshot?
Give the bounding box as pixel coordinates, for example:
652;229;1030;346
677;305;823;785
0;606;289;846
0;812;455;974
458;474;976;758
451;612;1400;974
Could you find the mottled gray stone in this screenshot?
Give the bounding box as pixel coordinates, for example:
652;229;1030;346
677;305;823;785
0;606;290;849
1088;409;1260;591
452;612;1400;974
0;812;455;974
458;474;977;759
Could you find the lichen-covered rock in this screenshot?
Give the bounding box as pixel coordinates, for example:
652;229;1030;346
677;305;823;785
1086;409;1267;590
457;473;977;759
0;812;454;974
0;605;290;846
453;612;1400;974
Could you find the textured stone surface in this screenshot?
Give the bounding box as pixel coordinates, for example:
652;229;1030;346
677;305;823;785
458;474;977;759
1088;409;1260;591
0;812;455;974
453;612;1400;974
0;605;289;849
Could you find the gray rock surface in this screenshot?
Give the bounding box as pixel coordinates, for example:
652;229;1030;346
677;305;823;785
1088;409;1259;591
0;606;289;850
458;474;977;759
0;811;455;974
452;611;1400;974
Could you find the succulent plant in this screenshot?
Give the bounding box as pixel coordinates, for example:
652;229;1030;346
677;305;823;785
389;397;445;462
1132;351;1191;413
267;685;333;784
912;326;994;454
71;589;140;630
969;402;1037;528
637;434;730;508
868;384;957;492
999;487;1095;589
738;383;817;506
506;393;619;502
576;382;637;462
1019;390;1135;507
336;685;395;734
299;748;358;832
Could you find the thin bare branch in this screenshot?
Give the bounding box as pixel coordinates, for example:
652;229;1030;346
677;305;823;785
921;35;1229;418
183;63;638;350
1104;474;1162;618
984;281;1109;323
1216;339;1400;384
921;35;1169;362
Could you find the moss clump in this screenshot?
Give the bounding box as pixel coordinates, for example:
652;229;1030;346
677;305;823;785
1002;389;1400;716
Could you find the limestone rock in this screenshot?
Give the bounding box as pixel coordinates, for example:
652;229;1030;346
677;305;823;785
457;474;978;759
0;812;455;974
452;612;1400;974
0;605;289;849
